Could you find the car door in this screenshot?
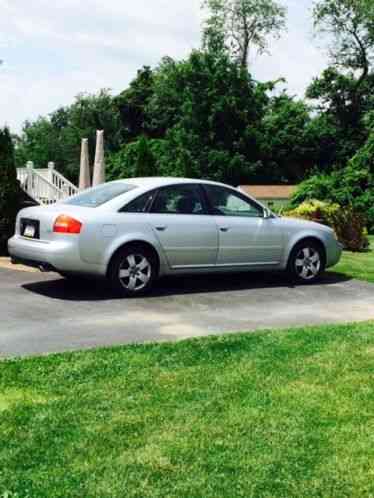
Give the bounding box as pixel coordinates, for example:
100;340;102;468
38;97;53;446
203;184;284;266
148;184;219;269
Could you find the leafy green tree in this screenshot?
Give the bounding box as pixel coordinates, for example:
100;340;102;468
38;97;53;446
16;90;122;182
151;50;269;184
313;0;374;79
15;117;62;170
114;67;155;141
107;137;162;180
109;50;271;185
302;113;339;172
259;94;317;182
0;127;20;252
306;68;374;166
202;0;287;67
134;136;158;177
307;0;374;168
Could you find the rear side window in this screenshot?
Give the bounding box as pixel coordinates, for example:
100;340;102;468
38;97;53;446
120;190;156;213
64;183;137;208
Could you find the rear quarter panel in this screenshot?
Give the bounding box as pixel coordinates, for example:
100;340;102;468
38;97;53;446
78;213;168;272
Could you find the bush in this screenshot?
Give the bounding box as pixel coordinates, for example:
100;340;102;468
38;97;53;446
290;173;338;208
0;127;20;254
107;136;163;181
286;200;368;252
291;129;374;233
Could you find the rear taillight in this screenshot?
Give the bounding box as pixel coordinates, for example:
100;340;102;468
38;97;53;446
53;215;82;234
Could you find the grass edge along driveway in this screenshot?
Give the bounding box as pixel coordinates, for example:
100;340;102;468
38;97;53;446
2;321;374;498
332;235;374;283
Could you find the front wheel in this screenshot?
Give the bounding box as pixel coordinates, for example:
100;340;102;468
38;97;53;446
288;241;325;284
108;245;157;297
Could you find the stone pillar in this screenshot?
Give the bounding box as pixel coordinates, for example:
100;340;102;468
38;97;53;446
92;130;105;187
79;139;91;190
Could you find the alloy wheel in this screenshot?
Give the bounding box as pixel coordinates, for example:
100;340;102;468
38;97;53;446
118;253;152;292
294;247;321;281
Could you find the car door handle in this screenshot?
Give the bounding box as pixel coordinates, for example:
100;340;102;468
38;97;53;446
220;227;230;232
155;226;167;232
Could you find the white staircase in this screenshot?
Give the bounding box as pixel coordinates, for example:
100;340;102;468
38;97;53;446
17;162;79;205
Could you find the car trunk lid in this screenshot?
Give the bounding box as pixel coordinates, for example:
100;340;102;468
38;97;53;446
18;204;93;242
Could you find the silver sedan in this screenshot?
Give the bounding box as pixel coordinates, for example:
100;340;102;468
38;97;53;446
8;178;343;296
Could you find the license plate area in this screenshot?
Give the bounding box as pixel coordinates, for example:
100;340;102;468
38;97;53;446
21;218;40;239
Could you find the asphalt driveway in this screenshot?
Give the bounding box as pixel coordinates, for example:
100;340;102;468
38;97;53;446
1;267;374;358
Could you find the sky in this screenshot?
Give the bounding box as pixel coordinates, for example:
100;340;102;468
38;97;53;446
0;0;328;134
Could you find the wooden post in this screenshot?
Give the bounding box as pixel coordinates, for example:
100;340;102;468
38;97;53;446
62;184;69;199
48;161;55;185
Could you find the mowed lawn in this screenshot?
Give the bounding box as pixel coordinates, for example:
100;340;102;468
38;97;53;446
2;322;374;498
332;235;374;283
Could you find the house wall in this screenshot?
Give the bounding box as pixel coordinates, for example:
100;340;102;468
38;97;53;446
258;198;290;210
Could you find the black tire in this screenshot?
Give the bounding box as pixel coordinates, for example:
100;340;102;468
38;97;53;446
108;244;157;297
287;240;326;284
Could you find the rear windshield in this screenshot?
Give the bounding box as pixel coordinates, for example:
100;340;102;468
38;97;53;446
64;183;137;208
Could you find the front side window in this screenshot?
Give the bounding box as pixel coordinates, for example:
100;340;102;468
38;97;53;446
64;183;137;208
150;184;206;215
204;185;264;218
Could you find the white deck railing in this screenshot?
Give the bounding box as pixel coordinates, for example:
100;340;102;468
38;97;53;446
17;162;79;205
50;168;79;198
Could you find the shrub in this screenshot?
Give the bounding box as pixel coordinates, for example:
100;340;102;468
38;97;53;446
107;136;163;181
290;173;338;208
291;129;374;233
286;200;368;252
0;127;20;254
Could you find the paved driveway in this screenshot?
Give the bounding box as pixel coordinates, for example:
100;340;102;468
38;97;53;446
1;267;374;358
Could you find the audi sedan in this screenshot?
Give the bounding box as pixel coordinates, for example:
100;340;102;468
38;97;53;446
8;177;342;296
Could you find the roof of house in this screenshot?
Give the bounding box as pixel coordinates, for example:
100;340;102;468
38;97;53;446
239;185;296;199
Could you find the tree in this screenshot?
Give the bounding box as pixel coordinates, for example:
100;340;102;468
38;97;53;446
202;0;287;67
0;127;19;252
107;137;162;181
313;0;374;82
306;67;374;166
109;50;271;185
134;136;158;177
115;67;155;141
258;94;317;182
307;0;374;165
150;50;269;184
15;117;62;171
16;90;122;183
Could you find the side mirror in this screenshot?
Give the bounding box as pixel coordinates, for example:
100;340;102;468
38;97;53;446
263;208;272;219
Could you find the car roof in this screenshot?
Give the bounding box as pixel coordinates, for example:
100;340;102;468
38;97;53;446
113;177;230;189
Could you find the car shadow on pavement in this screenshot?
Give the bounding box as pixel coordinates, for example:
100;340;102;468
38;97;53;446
22;271;352;302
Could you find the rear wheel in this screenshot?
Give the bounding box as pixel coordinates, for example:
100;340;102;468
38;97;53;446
108;245;157;297
288;240;325;283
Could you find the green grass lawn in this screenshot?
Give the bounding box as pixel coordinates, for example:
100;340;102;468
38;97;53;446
2;322;374;497
331;235;374;283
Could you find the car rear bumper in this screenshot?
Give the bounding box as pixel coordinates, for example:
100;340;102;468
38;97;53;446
8;235;106;276
10;256;57;272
